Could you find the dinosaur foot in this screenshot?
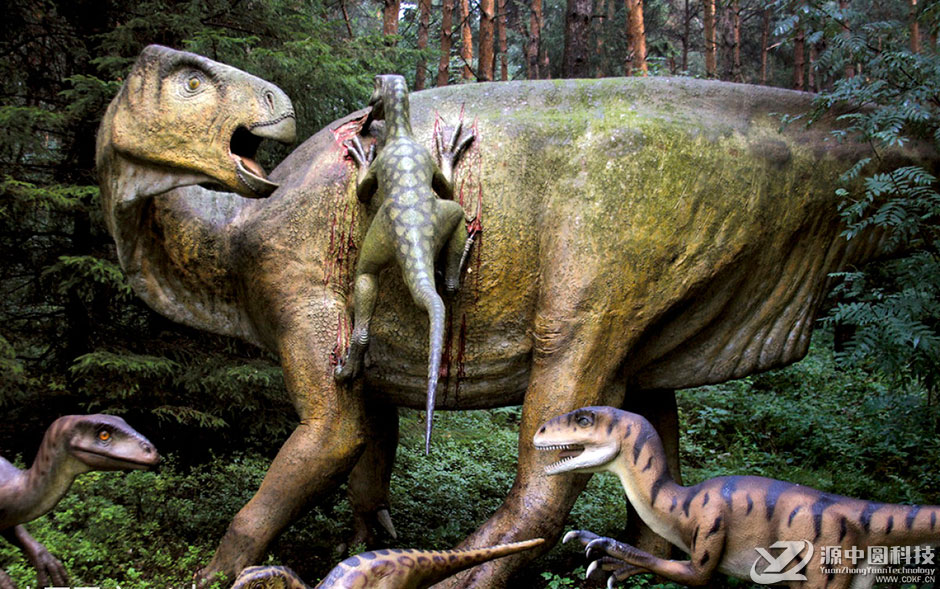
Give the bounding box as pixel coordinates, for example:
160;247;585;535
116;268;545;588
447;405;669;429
0;569;14;589
563;530;648;588
333;342;366;382
22;543;68;588
338;508;398;555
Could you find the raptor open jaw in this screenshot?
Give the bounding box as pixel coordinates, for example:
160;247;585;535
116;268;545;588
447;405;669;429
534;441;618;475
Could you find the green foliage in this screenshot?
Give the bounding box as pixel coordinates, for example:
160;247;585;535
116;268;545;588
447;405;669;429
774;3;940;398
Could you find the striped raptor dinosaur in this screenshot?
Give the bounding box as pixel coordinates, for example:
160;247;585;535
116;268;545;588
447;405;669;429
230;539;543;588
336;74;475;453
533;407;940;589
0;415;160;589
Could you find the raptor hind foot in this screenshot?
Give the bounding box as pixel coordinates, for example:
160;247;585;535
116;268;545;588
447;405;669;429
334;340;366;382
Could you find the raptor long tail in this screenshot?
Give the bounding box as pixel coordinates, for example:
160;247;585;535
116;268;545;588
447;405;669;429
422;283;446;455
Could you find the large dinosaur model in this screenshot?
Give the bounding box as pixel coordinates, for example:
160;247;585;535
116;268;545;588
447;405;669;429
96;46;936;588
0;414;160;589
231;539;543;589
336;74;475;453
533;407;940;589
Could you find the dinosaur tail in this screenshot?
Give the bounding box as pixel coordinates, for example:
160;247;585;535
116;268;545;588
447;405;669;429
421;283;445;455
318;539;544;589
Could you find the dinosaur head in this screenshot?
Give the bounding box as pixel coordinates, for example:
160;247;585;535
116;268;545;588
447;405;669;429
62;414;161;472
533;407;632;476
100;45;296;198
364;74;410;134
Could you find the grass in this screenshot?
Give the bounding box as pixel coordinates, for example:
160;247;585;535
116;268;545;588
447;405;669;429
2;334;938;587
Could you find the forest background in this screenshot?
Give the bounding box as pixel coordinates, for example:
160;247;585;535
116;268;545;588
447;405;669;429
1;0;940;587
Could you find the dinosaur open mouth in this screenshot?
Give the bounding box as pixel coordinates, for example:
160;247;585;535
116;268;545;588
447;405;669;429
230;126;280;197
535;443;585;474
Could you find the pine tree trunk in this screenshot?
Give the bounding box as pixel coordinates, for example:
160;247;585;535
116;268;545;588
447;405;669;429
563;0;593;77
479;0;496;80
595;0;606;77
731;0;742;81
461;0;474;80
625;0;647;76
760;7;770;84
911;0;921;53
498;0;509;80
793;10;805;91
527;0;542;79
383;0;401;40
839;0;854;78
808;43;816;91
416;0;432;89
437;0;455;86
681;0;691;72
704;0;717;78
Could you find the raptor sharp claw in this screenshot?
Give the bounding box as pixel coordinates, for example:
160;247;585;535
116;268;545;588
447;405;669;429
586;559;599;579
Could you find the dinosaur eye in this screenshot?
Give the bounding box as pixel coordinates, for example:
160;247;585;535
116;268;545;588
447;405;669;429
576;414;593;427
187;76;201;91
97;429;111;442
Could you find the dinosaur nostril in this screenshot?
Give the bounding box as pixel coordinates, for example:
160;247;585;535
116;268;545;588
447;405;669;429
264;90;276;113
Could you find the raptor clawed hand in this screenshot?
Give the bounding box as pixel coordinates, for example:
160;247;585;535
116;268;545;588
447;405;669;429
564;529;649;588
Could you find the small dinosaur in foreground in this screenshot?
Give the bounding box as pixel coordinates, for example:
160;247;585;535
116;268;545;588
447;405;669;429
533;407;940;589
230;539;543;588
335;74;475;453
0;414;160;589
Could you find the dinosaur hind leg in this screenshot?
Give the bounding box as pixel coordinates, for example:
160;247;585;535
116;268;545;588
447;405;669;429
335;271;379;381
436;199;473;294
347;396;400;549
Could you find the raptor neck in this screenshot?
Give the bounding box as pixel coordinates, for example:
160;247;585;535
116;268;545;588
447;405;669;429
1;421;87;528
608;424;688;549
382;95;413;140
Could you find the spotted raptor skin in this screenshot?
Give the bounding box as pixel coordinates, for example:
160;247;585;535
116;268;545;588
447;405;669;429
231;540;543;589
534;407;940;589
335;74;474;453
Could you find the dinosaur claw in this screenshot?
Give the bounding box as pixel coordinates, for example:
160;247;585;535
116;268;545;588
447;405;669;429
377;508;398;540
586;559;599;579
607;575;617;589
562;530;580;544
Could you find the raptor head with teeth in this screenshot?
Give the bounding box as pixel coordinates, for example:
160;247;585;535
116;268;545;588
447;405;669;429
101;44;296;199
533;407;628;476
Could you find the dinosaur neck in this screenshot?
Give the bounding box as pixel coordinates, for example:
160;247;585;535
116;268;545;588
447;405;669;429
383;92;412;140
1;420;87;528
96;146;262;347
608;423;688;550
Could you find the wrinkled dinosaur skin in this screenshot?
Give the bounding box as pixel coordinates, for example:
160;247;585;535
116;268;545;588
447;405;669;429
96;47;936;588
0;415;160;589
231;539;543;589
534;407;940;589
336;75;475;453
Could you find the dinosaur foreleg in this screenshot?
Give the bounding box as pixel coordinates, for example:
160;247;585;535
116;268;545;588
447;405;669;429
346;397;400;550
436;307;629;588
198;323;367;586
2;525;68;588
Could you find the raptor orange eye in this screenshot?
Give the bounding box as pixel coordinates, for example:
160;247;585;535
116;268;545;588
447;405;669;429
187;77;201;91
98;430;111;442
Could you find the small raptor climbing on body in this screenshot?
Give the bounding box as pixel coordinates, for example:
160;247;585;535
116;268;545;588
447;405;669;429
534;407;940;589
335;74;475;453
0;415;160;589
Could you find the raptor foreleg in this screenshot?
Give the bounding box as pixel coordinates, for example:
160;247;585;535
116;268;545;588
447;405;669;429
3;526;68;589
